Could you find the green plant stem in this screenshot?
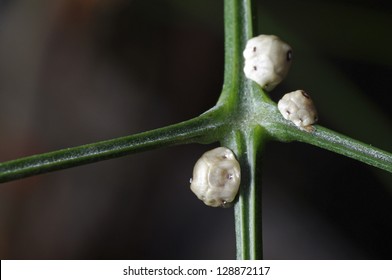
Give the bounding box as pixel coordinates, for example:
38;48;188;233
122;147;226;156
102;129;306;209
270;122;392;172
0;0;390;262
0;109;224;183
224;126;265;259
222;0;264;259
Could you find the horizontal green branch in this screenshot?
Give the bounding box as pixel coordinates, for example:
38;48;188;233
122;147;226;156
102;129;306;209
271;123;392;173
0;109;224;183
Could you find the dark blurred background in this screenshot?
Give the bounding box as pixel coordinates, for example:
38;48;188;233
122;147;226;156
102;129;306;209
0;0;391;259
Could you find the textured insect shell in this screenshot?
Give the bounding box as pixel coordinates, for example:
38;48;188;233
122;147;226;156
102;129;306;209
278;90;318;129
278;98;298;120
190;147;241;207
243;56;276;90
243;34;292;91
242;35;280;59
294;108;316;127
289;91;318;125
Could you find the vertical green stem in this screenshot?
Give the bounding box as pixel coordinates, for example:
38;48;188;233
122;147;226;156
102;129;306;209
219;0;256;106
222;0;263;259
226;126;265;260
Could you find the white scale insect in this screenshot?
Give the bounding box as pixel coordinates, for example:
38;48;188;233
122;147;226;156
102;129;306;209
243;34;292;91
190;35;318;207
190;147;241;207
243;34;318;131
278;90;318;132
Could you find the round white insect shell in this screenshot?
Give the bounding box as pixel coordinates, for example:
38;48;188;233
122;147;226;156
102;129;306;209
278;90;318;132
190;147;241;207
243;34;292;91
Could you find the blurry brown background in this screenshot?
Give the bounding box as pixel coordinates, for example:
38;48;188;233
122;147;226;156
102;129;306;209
0;0;391;259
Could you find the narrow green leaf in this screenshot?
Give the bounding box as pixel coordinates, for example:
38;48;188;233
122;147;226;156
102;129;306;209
0;109;224;183
271;122;392;173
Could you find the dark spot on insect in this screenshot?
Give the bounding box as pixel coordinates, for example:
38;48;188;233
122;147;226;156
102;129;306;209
253;46;257;52
301;91;310;99
253;66;257;71
286;110;291;115
287;50;292;61
299;118;303;123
